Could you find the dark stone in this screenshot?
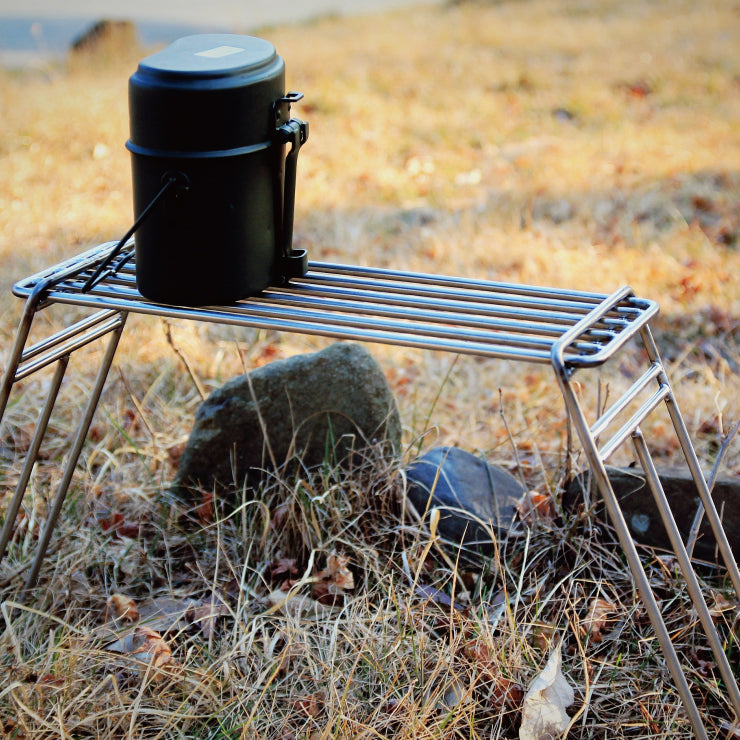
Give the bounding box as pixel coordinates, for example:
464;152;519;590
173;342;401;501
552;107;577;123
70;20;138;56
405;446;525;557
566;467;740;562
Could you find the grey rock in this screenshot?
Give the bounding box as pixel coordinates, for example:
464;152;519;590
173;342;401;500
566;467;740;562
405;446;525;557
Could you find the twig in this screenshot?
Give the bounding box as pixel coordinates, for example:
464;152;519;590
416;354;458;456
117;367;155;441
498;388;527;490
685;416;740;559
162;321;207;401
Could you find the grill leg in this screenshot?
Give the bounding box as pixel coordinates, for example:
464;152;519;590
554;364;710;739
22;316;127;594
0;287;47;424
632;428;740;717
640;326;740;598
0;357;69;565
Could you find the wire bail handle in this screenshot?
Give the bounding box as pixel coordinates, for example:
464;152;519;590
81;171;190;292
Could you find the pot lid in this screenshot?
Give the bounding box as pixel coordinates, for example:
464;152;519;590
137;34;278;79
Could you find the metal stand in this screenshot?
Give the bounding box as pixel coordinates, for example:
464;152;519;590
0;242;737;737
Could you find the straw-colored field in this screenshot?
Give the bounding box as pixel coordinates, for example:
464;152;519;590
0;0;738;737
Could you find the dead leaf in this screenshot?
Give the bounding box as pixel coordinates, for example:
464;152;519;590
708;590;735;617
108;594;139;623
99;511;140;538
271;501;291;530
439;676;470;709
292;691;326;718
129;626;177;679
464;637;497;679
520;646;574;740
270;558;299;579
196;491;214;524
517;491;555;525
267;589;330;618
313;553;354;603
66;570;92;603
531;622;557;652
579;598;616;643
186;593;229;639
416;584;466;612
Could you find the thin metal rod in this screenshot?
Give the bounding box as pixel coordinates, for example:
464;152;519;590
277;282;613;327
85;260;636;332
15;315;125;382
589;362;663;438
0;356;69;565
597;383;671;462
312;261;623;304
12;289;558;362
640;326;740;598
632;429;740;718
295;271;628;314
256;291;591;337
78;265;621;331
84;276;621;346
19;309;118;363
23;313;127;594
550;353;710;738
0;284;48;424
81;176;177;292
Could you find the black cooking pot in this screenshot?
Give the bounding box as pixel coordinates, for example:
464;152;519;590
127;34;308;306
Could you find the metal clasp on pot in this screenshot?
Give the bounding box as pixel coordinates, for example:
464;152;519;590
275;93;309;281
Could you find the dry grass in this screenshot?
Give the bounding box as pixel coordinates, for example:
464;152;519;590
0;0;739;736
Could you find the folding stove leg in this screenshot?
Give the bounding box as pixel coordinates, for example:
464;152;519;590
0;357;69;564
0;284;47;424
640;326;740;598
631;429;740;716
22;316;127;593
1;293;128;590
554;368;710;738
552;326;740;738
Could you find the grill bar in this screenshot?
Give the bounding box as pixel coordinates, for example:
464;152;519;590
12;244;658;370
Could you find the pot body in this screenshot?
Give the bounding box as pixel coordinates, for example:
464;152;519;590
128;34;287;305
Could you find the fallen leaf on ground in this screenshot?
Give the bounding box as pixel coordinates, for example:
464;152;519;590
464;637;523;710
270;557;299;579
267;589;330;618
196;491;214;524
98;511;141;538
416;584;466;612
315;553;355;593
438;676;470;709
186;593;230;639
271;501;291;529
292;691;326;718
517;491;555;525
579;598;616;643
312;553;355;603
108;593;139;623
129;626;177;679
519;646;574;740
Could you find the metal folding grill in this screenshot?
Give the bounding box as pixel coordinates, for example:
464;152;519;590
1;241;738;738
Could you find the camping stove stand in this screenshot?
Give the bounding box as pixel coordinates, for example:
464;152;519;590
1;241;738;738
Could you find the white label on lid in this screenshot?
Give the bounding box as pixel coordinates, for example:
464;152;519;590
195;45;245;59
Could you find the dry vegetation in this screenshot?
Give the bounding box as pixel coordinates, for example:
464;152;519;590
0;0;739;737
